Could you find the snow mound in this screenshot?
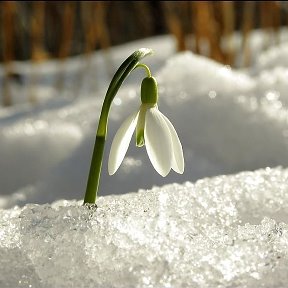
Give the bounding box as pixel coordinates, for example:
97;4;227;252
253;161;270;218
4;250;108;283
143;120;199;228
157;52;288;171
1;167;288;288
0;38;288;208
3;47;288;206
157;51;255;98
255;41;288;72
0;119;82;194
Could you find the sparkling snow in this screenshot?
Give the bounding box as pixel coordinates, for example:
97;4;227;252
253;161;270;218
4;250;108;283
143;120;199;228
1;167;288;287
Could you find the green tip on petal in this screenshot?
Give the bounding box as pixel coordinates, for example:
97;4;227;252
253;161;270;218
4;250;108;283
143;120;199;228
141;77;158;105
136;128;145;147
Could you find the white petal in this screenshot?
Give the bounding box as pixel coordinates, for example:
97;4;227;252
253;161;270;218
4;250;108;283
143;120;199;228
108;112;138;175
162;114;184;174
144;108;172;177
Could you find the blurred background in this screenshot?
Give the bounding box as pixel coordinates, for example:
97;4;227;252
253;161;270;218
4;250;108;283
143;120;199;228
0;1;287;106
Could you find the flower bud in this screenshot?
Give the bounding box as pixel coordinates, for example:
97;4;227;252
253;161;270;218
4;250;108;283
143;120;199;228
141;76;158;104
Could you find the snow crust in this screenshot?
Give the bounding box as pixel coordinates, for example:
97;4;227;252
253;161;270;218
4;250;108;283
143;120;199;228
1;167;288;288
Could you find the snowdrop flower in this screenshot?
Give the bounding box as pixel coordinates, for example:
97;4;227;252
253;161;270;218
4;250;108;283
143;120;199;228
108;76;184;177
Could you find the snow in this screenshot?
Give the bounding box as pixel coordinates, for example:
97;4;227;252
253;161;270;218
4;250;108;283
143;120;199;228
1;31;288;286
1;167;288;287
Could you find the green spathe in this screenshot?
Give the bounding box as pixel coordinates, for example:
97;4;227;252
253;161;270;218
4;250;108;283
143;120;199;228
141;77;158;104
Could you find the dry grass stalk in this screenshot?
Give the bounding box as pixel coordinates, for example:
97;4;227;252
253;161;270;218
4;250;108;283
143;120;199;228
54;2;76;98
162;1;186;51
133;1;154;38
192;1;224;62
31;1;47;62
29;1;47;104
241;1;254;67
94;2;110;51
79;1;112;95
260;1;280;49
58;2;75;59
271;1;281;45
220;1;235;65
82;1;110;53
1;1;17;106
82;2;98;55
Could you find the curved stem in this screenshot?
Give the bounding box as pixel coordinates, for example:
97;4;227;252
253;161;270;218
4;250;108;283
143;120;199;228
84;48;153;204
135;63;152;77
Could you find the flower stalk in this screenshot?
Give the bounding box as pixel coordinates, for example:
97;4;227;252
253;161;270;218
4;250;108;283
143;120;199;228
84;48;153;204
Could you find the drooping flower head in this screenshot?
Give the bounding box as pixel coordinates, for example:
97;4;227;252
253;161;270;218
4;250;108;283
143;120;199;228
108;76;184;177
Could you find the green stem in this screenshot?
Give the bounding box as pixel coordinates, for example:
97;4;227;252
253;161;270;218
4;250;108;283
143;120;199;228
84;135;105;204
135;63;152;77
84;48;153;204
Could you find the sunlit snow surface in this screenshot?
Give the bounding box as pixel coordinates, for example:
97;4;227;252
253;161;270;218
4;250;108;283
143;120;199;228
1;167;288;288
